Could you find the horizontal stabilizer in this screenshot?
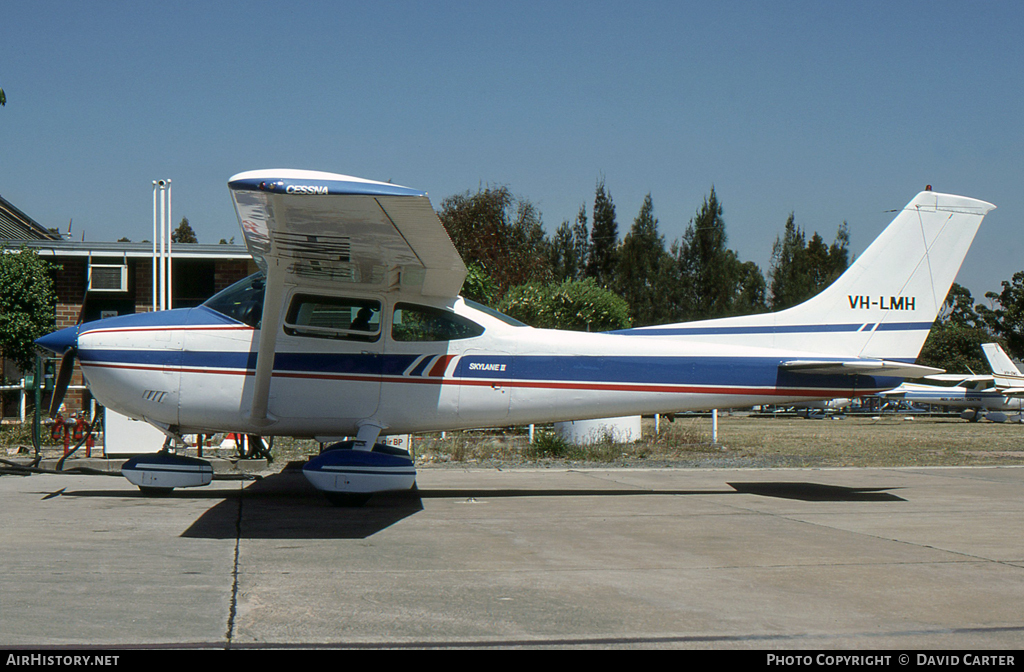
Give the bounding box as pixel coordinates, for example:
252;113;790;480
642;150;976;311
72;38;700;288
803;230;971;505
780;360;943;378
924;373;993;383
994;374;1024;390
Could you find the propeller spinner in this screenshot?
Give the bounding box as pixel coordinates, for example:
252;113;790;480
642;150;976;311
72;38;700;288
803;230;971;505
35;324;81;416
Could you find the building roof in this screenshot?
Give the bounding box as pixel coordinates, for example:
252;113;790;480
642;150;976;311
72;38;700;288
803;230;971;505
0;191;250;259
0;194;61;241
0;239;252;260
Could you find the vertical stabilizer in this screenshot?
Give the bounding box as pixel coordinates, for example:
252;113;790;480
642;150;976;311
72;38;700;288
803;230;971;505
982;343;1022;376
623;190;995;361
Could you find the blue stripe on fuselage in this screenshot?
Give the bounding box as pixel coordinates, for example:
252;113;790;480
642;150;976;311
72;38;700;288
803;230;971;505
77;348;897;391
610;321;933;336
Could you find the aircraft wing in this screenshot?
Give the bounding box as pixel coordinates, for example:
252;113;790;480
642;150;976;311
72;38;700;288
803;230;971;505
227;169;467;424
780;360;943;378
228;169;466;297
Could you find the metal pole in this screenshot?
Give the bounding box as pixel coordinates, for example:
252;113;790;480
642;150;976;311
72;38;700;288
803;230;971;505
712;408;718;444
167;180;172;310
159;181;166;311
152;182;158;311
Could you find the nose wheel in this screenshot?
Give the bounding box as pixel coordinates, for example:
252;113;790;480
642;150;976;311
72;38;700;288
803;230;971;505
121;453;214;493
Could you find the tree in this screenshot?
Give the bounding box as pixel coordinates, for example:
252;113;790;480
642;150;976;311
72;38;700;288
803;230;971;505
615;193;673;326
585;178;618;287
939;283;985;330
549;204;589;282
978;271;1024;358
673;187;748;320
0;247;57;371
172;217;197;243
733;259;768;316
917;325;995;375
497;278;632;332
917;283;996;374
769;215;849;310
0;87;6;107
438;185;550;300
460;262;497;306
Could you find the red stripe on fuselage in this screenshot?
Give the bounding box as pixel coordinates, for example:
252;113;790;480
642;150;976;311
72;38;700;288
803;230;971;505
82;361;880;397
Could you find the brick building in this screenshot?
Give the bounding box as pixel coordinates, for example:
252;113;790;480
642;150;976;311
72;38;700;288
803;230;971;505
1;193;254;416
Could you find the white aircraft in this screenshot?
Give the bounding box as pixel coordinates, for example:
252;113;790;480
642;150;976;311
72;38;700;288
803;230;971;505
981;342;1024;393
879;343;1024;422
35;171;995;504
877;380;1023;422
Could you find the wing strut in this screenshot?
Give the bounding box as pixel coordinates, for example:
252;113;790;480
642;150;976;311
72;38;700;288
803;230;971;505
248;260;286;427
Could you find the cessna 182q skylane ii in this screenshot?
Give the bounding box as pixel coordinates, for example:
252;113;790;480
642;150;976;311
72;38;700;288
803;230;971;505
35;170;995;504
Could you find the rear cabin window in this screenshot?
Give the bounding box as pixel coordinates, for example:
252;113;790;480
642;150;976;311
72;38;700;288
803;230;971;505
391;303;484;342
284;295;382;342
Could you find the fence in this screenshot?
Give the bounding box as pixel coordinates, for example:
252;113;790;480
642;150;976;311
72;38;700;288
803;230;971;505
0;380;90;423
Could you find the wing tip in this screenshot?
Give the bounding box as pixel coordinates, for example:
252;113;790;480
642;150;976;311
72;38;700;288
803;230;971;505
228;169;425;198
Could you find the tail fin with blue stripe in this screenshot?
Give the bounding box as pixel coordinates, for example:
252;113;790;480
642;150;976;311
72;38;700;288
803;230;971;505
626;189;995;361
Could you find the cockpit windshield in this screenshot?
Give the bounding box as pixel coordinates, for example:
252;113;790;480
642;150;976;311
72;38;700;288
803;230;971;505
202;272;266;328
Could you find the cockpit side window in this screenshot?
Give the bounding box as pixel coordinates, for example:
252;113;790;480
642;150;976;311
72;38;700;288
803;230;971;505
392;303;484;342
202;272;266;328
284;294;382;342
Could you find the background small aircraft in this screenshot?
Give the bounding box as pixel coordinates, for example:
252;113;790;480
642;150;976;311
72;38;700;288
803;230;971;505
880;343;1024;422
35;171;995;503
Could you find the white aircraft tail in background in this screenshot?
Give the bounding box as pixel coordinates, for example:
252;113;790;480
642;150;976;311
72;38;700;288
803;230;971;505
982;342;1024;395
982;342;1022;376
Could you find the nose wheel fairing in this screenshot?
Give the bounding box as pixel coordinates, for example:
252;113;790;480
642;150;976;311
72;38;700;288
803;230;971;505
121;453;214;491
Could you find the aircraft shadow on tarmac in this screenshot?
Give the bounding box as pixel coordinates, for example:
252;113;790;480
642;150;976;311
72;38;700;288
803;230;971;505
190;477;905;539
726;482;906;502
49;467;905;540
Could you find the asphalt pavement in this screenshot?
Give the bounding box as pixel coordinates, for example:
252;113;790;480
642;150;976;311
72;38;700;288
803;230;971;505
1;461;1022;650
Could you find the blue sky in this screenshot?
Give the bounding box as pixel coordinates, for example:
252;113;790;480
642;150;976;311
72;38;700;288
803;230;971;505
2;1;1021;304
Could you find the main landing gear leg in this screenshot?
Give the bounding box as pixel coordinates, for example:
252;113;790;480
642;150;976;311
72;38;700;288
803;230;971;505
353;421;385;451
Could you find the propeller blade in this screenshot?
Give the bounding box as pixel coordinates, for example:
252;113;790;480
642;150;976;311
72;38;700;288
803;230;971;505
48;347;76;417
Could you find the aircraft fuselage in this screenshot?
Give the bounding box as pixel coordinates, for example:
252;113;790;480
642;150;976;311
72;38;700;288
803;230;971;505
63;287;896;439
